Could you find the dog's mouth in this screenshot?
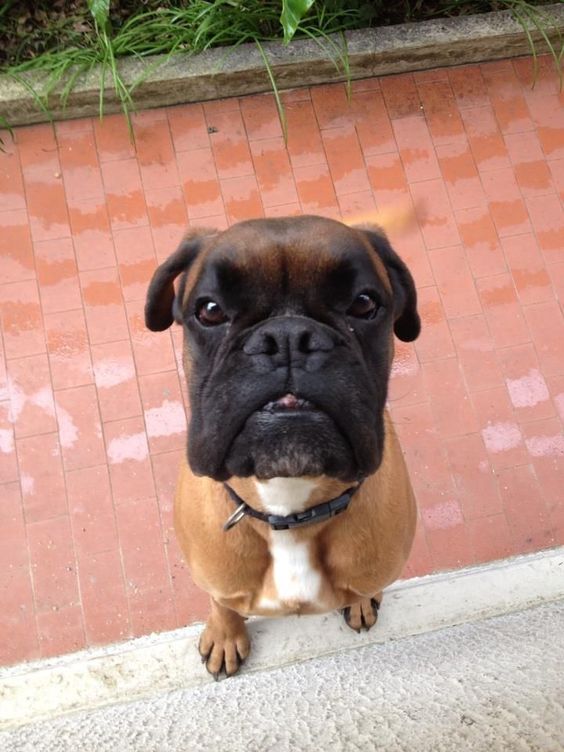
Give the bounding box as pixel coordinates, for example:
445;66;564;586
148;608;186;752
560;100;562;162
260;393;319;414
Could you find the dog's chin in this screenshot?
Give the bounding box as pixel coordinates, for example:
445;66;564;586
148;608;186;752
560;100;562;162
223;407;358;481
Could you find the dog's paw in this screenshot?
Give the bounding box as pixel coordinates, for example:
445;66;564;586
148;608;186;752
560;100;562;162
342;597;380;633
198;623;251;680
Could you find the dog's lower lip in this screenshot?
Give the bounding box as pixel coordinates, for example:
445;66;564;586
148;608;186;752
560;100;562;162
261;393;317;412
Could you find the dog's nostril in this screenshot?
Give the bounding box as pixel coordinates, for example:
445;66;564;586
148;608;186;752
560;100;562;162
296;330;312;354
263;333;279;356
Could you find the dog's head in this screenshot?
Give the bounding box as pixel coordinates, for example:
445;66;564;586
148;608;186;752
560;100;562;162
145;216;419;482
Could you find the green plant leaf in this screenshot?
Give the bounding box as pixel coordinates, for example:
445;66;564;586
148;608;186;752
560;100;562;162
88;0;110;29
280;0;316;44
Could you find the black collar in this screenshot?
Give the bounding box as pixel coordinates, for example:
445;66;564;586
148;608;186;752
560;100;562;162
223;481;363;532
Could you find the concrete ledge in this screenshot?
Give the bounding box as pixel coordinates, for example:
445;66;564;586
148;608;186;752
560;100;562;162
1;5;563;126
1;546;563;730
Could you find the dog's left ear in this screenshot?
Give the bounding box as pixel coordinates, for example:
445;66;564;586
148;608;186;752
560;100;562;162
359;228;421;342
145;229;214;332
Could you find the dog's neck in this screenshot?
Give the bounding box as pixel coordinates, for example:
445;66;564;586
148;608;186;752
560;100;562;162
227;475;352;517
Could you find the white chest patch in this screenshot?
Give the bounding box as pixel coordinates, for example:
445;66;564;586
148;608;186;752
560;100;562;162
255;477;322;609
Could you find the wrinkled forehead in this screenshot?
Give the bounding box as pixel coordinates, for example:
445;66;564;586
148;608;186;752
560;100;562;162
191;217;389;293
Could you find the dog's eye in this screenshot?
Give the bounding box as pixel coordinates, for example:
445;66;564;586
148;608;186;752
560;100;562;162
347;293;378;320
196;299;228;327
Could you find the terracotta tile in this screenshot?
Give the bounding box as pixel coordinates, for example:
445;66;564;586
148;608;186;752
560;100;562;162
91;339;141;422
548;158;564;201
0;279;46;361
35;237;81;314
547;496;564;549
413;68;449;84
514;161;554;198
207;109;254;180
294;163;339;218
426;523;474;572
381;74;421;119
0;210;35;284
472;386;529;470
37;604;85;659
337;190;377;222
80;267;129;345
498;343;554;422
401;521;433;579
414;285;455;362
390;221;435;290
446;433;502;519
476;273;530;348
501;233;552;305
177;147;224;219
167;535;210;625
25;176;71;243
104;415;155;503
485;78;534;136
167;103;210;151
521;417;564;505
0;564;39;666
455;206;506;278
0;481;27;566
436;141;485;210
66;464;118;556
411;179;460;249
352;90;396;156
548;262;564;304
7;353;56;438
45;309;93;390
0;141;26;212
504;130;545;164
350;78;382;92
139;371;186;454
448;65;488;109
392;116;441;184
526;193;564;264
512;55;558;96
113;225;157;302
460;106;510;172
55;385;106;471
221;175;264;224
449;314;504;392
285;100;326;168
250;138;298;207
93;113;135;162
311;83;355;130
392;401;454;499
481;169;531;237
422;358;479;438
28;515;79;611
418;80;466;146
365;151;408;207
16;432;67;522
280;88;311;104
421;498;464;533
101;158;148;230
115;496;170;593
428;244;481;318
523;301;564;377
0;402;18;483
321;127;370;195
497;464;554;554
203;97;241;117
240;93;284;141
58;129;104;207
134;117;179;190
68;199;116;271
468;513;515;564
78;548;131;644
16;123;59;177
530;94;564;159
547;374;564;422
264;203;302;218
126;299;177;377
128;582;177;637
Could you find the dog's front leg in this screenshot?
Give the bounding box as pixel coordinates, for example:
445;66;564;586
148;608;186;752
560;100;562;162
198;598;251;680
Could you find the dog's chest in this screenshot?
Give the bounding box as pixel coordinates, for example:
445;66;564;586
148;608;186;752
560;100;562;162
254;478;326;612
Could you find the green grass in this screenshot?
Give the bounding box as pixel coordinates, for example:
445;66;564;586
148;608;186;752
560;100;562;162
0;0;561;140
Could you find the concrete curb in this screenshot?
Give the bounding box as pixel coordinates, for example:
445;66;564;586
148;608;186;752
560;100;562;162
1;546;563;730
1;5;563;127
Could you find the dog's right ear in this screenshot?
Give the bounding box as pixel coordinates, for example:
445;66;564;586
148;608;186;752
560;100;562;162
145;230;212;332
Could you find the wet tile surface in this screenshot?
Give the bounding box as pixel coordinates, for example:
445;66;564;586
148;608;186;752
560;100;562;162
0;55;563;667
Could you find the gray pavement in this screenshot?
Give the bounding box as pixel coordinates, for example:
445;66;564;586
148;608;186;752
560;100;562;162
2;600;563;752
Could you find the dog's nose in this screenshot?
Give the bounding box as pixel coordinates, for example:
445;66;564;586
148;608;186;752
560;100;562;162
243;317;335;371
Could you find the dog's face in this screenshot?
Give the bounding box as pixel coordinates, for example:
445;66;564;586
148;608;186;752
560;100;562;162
145;216;420;483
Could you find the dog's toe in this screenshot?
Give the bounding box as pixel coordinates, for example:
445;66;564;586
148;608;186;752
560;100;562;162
198;625;250;680
342;597;380;632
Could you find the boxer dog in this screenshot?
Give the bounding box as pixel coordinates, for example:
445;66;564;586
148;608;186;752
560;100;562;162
145;214;420;679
